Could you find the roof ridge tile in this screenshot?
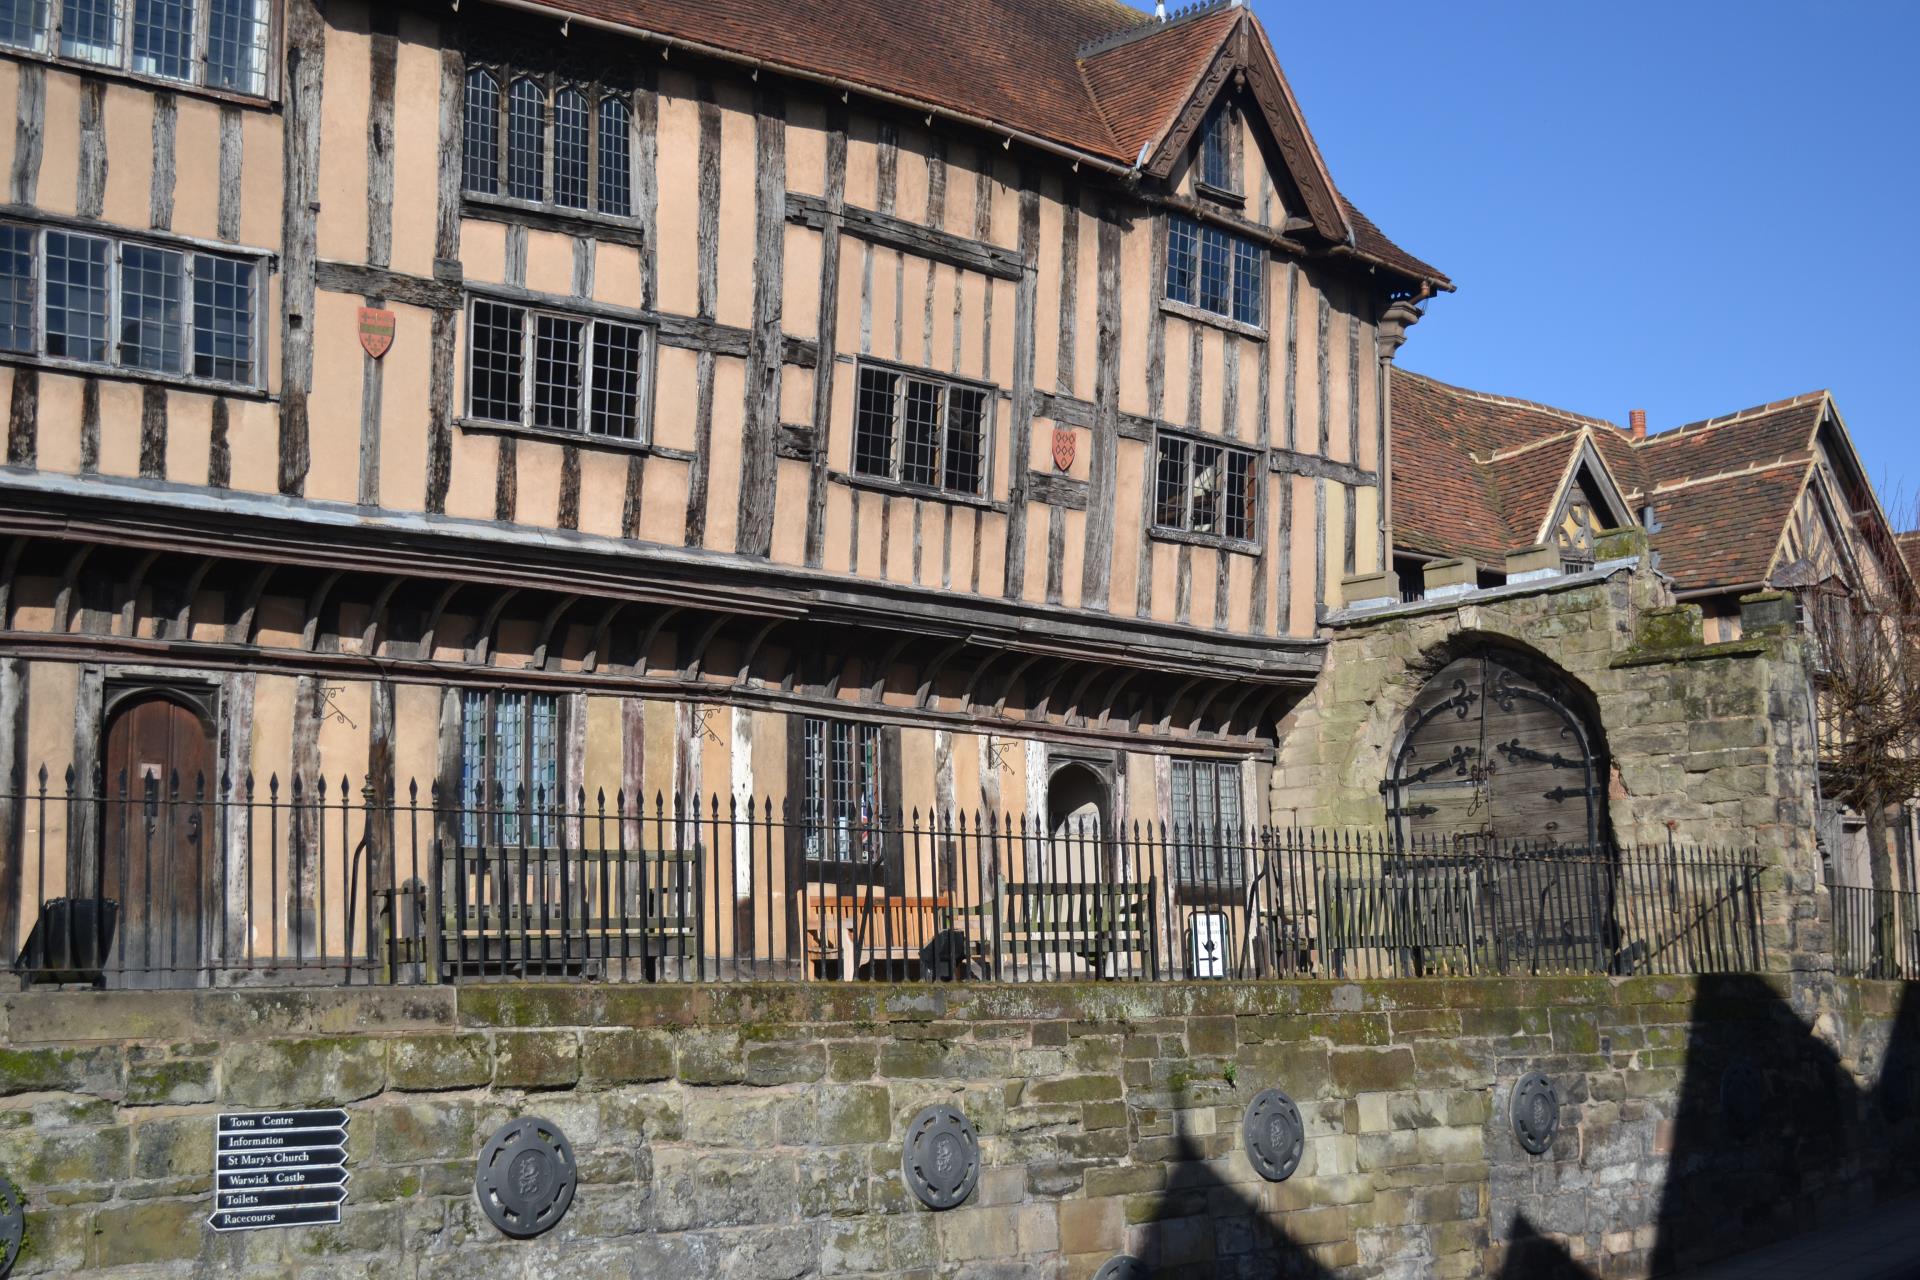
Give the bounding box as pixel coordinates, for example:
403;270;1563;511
1075;0;1226;57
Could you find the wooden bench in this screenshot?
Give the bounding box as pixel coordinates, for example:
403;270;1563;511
995;879;1156;979
374;848;701;980
802;893;963;980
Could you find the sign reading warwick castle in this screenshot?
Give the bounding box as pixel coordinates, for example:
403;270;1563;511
0;1;1911;1277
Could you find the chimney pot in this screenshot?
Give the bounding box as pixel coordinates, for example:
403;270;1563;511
1629;408;1647;441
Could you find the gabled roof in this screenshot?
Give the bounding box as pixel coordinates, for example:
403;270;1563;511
1392;374;1909;596
1390;370;1627;562
483;0;1448;289
1899;531;1920;580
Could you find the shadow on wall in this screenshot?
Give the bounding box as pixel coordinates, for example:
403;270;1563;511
1502;976;1920;1279
1119;977;1920;1279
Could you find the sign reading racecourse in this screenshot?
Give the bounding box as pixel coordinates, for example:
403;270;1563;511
209;1110;351;1232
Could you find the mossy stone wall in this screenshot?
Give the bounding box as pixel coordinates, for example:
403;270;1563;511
0;976;1911;1279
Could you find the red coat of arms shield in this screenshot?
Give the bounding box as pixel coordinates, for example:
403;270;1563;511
357;307;396;360
1051;426;1076;472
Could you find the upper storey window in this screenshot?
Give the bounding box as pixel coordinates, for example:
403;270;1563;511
463;65;635;220
1153;430;1258;546
0;219;260;387
1199;107;1235;194
1166;215;1263;329
0;0;271;96
851;362;990;499
466;295;651;441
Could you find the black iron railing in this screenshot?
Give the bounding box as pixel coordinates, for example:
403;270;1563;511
1828;880;1920;980
2;770;1767;988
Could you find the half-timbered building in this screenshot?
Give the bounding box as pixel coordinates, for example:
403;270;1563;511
0;0;1455;981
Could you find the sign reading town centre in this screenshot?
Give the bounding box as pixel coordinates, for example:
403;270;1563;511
209;1109;350;1232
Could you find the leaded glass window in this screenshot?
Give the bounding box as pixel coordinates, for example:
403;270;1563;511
506;77;546;202
466;296;650;440
552;88;590;210
463;64;637;220
130;0;193;81
458;690;562;847
462;70;501;196
597;97;632;218
1152;431;1258;544
801;718;884;863
1165;215;1264;327
44;231;111;363
1170;758;1244;887
850;363;991;498
0;224;34;353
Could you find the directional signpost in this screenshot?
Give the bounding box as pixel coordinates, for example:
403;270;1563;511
209;1109;350;1232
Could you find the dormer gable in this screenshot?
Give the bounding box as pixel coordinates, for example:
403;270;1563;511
1542;438;1636;567
1077;2;1351;244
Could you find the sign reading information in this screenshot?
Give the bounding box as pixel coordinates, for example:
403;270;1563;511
209;1109;350;1232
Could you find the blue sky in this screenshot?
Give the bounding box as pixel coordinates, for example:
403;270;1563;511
1249;0;1918;517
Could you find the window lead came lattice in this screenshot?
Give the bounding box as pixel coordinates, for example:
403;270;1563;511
44;231;111;363
597;97;632;217
118;242;185;373
59;0;117;64
0;223;34;353
205;0;268;94
552;88;590;210
506;77;546;202
466;296;651;440
462;70;501;196
0;0;48;50
1153;431;1257;543
849;361;990;498
131;0;194;81
1165;215;1264;328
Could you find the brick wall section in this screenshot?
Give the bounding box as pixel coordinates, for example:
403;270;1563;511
0;978;1911;1278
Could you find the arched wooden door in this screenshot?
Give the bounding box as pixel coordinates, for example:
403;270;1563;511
1384;653;1603;850
1383;653;1614;972
101;693;215;988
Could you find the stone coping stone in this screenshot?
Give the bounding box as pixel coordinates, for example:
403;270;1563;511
6;973;1901;1046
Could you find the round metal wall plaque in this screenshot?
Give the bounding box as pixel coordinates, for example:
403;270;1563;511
475;1117;578;1238
1511;1072;1560;1156
1242;1088;1305;1182
1093;1256;1150;1280
0;1172;21;1278
900;1104;980;1211
1721;1059;1765;1131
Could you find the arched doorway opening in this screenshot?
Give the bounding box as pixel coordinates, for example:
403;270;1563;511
1381;649;1616;972
100;688;217;988
1047;762;1109;843
1384;650;1607;850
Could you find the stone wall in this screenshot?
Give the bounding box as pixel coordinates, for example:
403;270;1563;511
0;976;1912;1279
1270;559;1829;967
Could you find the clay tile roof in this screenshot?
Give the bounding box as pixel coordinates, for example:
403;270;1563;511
1078;8;1240;163
1390;370;1595;561
1640;465;1808;592
1896;532;1920;583
496;0;1447;288
1392;371;1833;593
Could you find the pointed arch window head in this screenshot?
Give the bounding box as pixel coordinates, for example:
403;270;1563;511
506;77;547;202
1199;105;1236;194
461;61;639;222
462;69;501;196
597;97;633;218
553;88;590;210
